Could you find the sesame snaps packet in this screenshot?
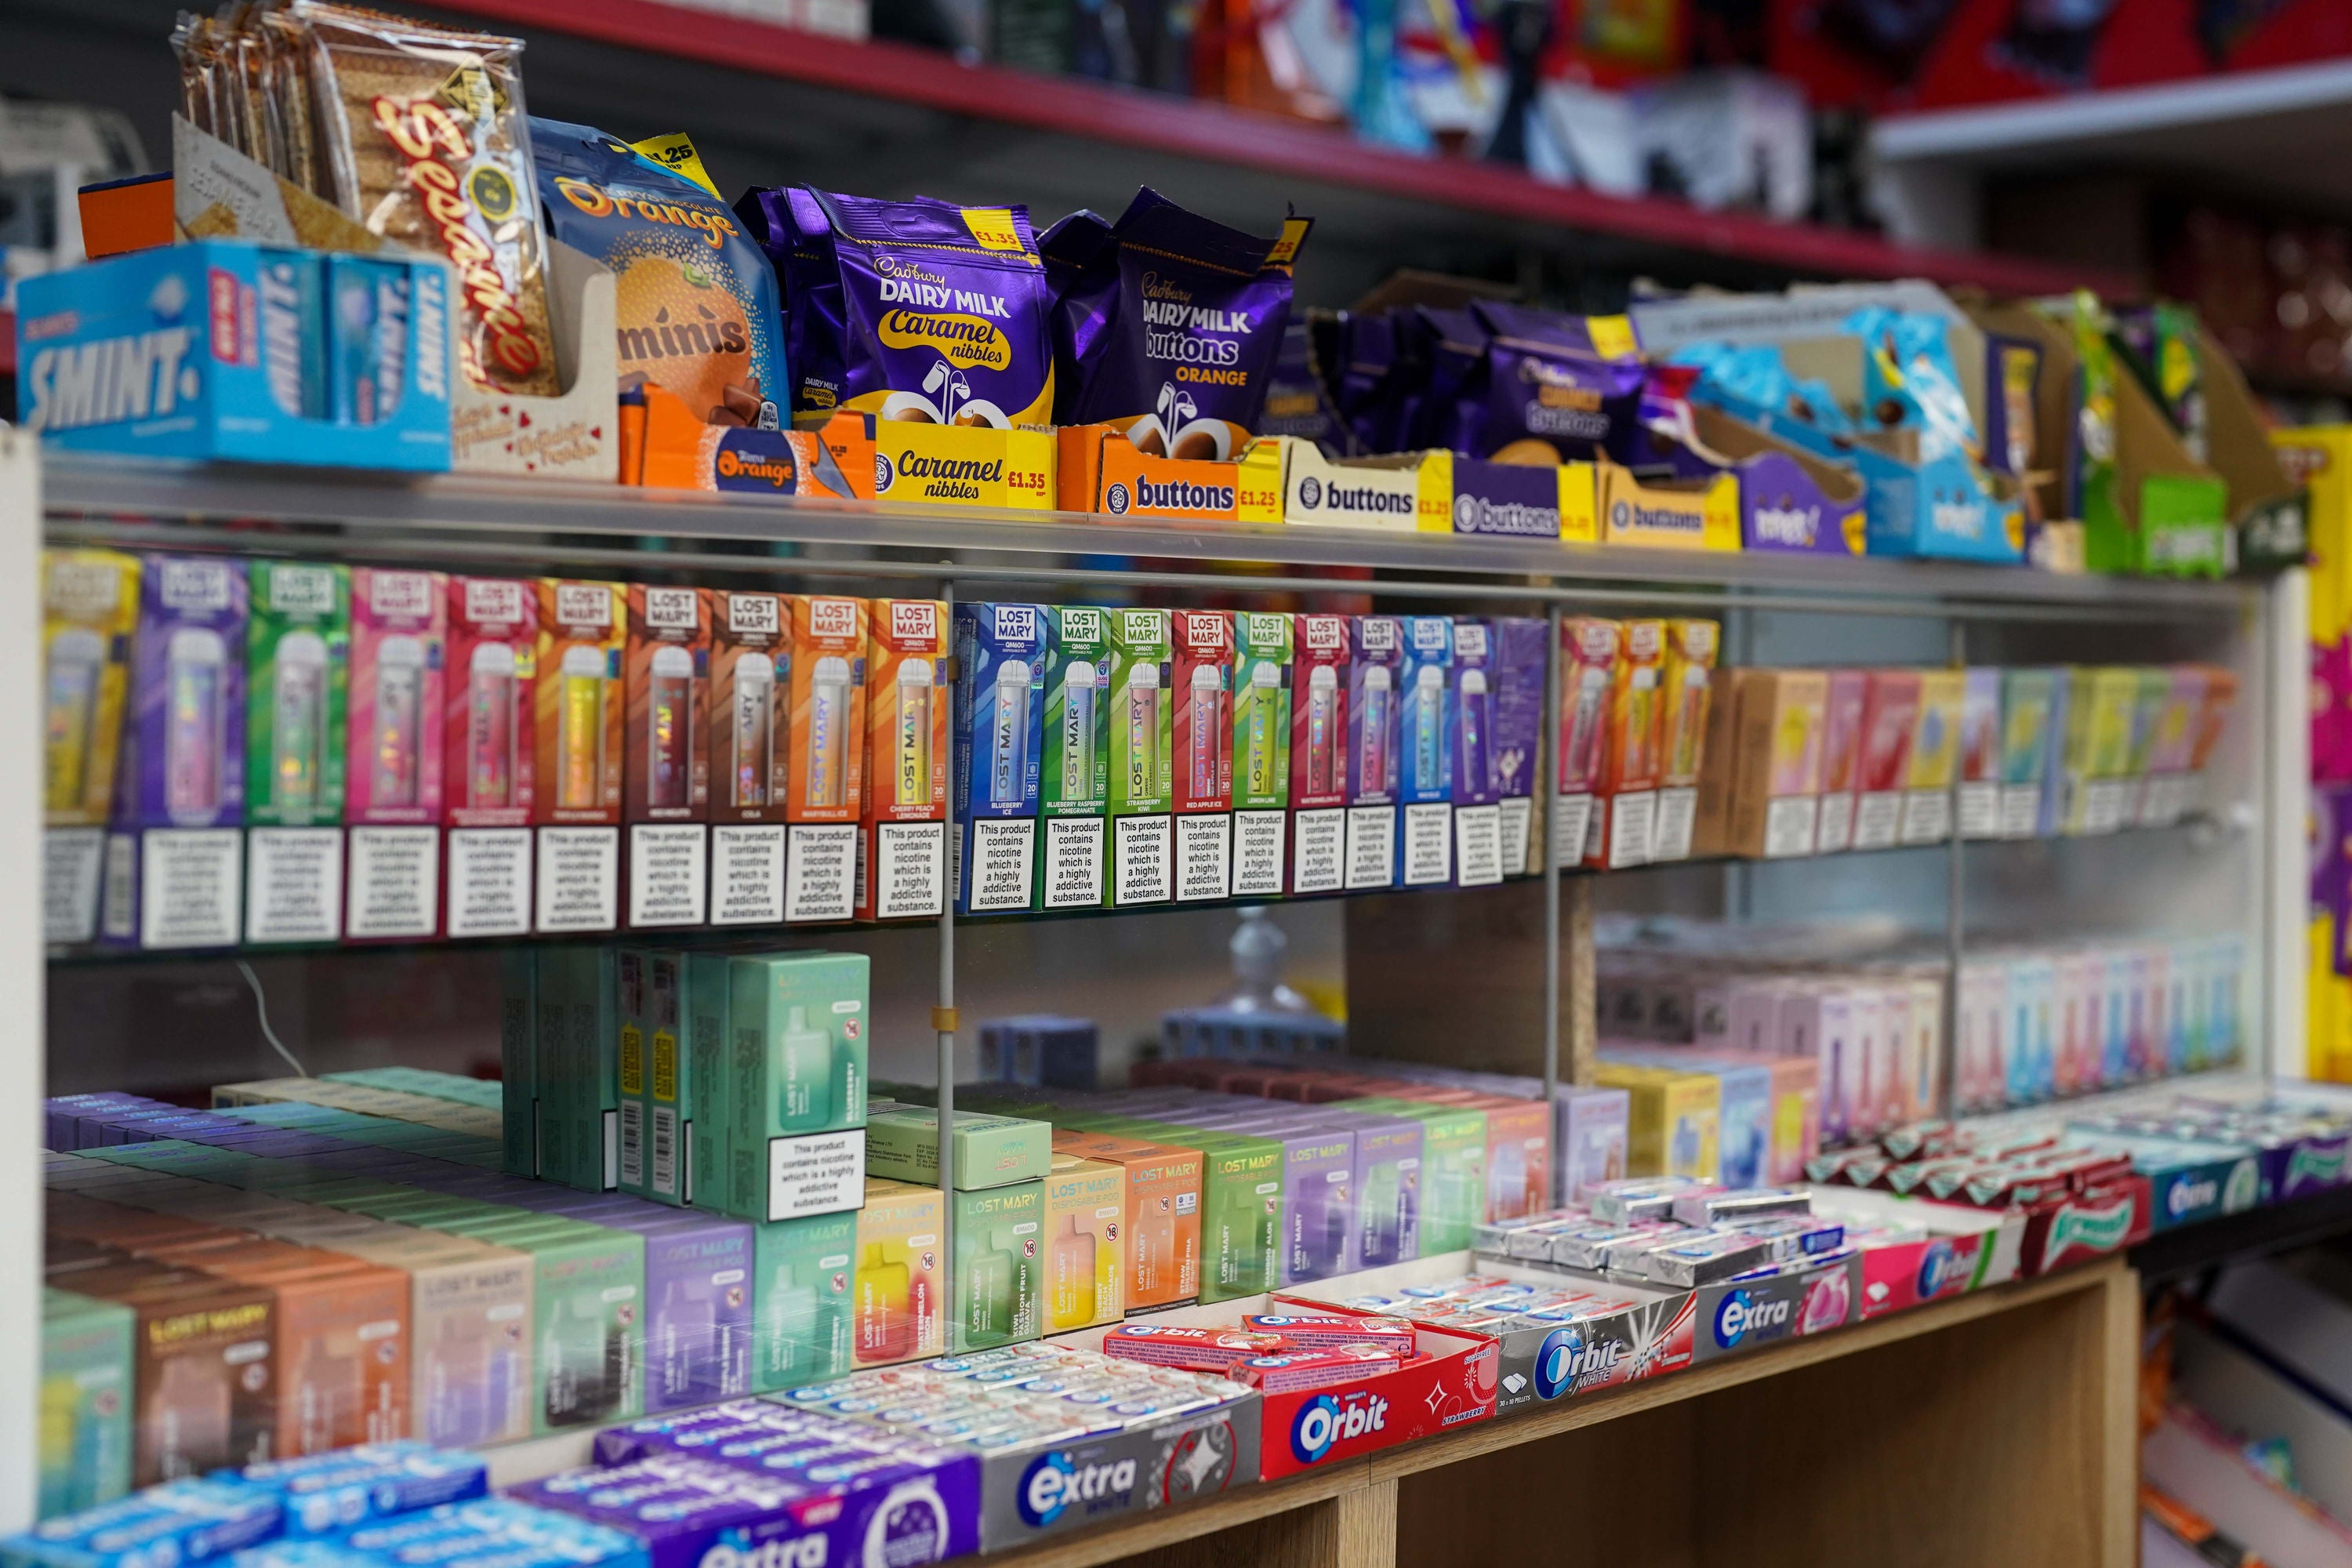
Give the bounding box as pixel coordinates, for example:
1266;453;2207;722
292;1;560;397
768;191;1055;429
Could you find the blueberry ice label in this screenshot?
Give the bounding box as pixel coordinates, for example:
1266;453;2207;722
1017;1450;1138;1527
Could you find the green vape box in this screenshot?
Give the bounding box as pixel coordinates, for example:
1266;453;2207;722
539;946;620;1193
1087;1117;1281;1303
1107;608;1172;816
1232;610;1293;811
501;949;538;1178
724;951;871;1223
618;949;702;1207
750;1211;856;1393
687;951;735;1216
1340;1097;1489;1254
864;1105;1051;1190
465;1218;646;1435
950;1180;1042;1352
41;1288;134;1516
245;559;349;827
1040;606;1110;819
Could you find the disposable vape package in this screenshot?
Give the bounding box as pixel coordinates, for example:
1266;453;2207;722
533;581;626;932
620;585;714;927
38;1287;135;1517
1957;667;2003;840
1286;613;1350;895
1227;611;1290;899
42;550;141;839
1718;669;1827;861
1166;608;1234;902
347;571;448;832
1036;604;1110;911
953;603;1047;915
1999;668;2059;840
1813;669;1867;854
442;579;537;941
1345;615;1404;892
82;1268;277;1483
852;1178;944;1367
783;595;869;922
1553;617;1620;873
750;1210;858;1392
1043;1153;1123;1332
618;949;706;1206
951;1179;1043;1352
1051;1128;1202;1310
101;555;249;951
1588;619;1662;871
1108;607;1174;907
1322;1109;1423;1270
705;590;789;927
237;561;352;947
859;599;950;921
632;1214;754;1414
1851;670;1921;852
722;951;870;1224
538;945;622;1193
2137;666;2205;827
1445;619;1502;888
1900;669;1964;846
209;1247;412;1459
1397;615;1454;887
1652;619;1717;862
1557;1087;1632;1200
1488;616;1547;878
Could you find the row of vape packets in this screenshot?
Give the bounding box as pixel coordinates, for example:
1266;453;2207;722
1597;931;2249;1131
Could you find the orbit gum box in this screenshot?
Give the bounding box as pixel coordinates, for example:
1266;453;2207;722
624;583;711;929
442;577;537;941
859;598;950;922
1249;1322;1496;1479
783;594;869;922
705;590;789;927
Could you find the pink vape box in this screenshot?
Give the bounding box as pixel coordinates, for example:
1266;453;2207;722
1815;670;1867;854
345;568;448;941
1288;613;1352;896
1851;671;1920;852
445;578;538;829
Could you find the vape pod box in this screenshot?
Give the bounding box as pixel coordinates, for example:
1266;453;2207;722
40;1287;134;1516
1050;1129;1201;1310
1397;615;1454;885
1849;670;1920;851
1319;1109;1421;1272
242;561;350;946
102;554;249;951
617;949;705;1207
1345;615;1404;891
500;951;537;1178
852;1178;944;1367
2067;666;2142;835
1955;667;2003;840
1596;1063;1721;1181
533;580;626;935
629;1214;753;1414
483;1219;645;1436
1897;668;1964;846
723;951;869;1224
1553;617;1619;873
1447;619;1503;887
858;599;949;921
1214;1120;1354;1287
1652;619;1717;862
205;1245;412;1457
1229;611;1291;899
82;1268;278;1483
1093;1121;1281;1305
442;578;537;940
1036;604;1110;910
953;603;1047;915
750;1210;856;1392
2122;666;2171;822
1286;612;1350;895
344;569;448;940
863;1105;1051;1189
1488;617;1547;877
1587;619;1661;870
1167;607;1236;902
705;590;789;927
1555;1085;1632;1200
952;1179;1044;1352
1999;668;2059;839
1043;1154;1123;1332
2138;666;2206;827
42;550;141;945
1338;1098;1486;1254
783;594;868;923
622;583;711;929
536;945;620;1193
1463;1096;1551;1222
1108;607;1174;907
1813;669;1867;853
1725;669;1828;859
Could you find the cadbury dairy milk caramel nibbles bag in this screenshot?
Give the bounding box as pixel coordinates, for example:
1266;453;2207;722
1047;187;1311;459
744;189;1054;430
532;119;783;428
180;2;562;399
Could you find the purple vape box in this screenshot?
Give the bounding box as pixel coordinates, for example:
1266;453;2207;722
1490;616;1547;876
1316;1108;1423;1269
1449;620;1496;808
1348;617;1403;808
635;1215;754;1412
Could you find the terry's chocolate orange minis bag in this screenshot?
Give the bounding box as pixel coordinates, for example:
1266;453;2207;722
290;1;560;397
1048;187;1311;459
532;119;784;429
753;190;1055;429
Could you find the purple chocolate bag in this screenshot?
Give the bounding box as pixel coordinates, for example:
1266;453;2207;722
736;186;848;426
1471;300;1646;466
1049;187;1312;457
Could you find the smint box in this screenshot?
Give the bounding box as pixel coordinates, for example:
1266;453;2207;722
101;554;249;951
1035;605;1109;911
17;240;452;469
1397;615;1454;887
954;604;1047;915
1344;615;1402;892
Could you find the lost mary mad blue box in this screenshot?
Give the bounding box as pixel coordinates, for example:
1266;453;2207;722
16;240;452;469
953;602;1049;914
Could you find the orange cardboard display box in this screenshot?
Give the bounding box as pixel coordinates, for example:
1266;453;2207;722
1057;425;1288;522
625;384;874;498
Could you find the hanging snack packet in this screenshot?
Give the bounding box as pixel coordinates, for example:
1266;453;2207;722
1051;187;1312;458
757;190;1056;429
1471;301;1646;466
287;2;560;398
531;119;782;428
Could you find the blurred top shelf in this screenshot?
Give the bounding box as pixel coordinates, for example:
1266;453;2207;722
42;454;2257;619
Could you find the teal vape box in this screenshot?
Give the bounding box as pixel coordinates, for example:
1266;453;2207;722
724;951;870;1223
864;1104;1051;1189
750;1210;857;1393
950;1180;1043;1352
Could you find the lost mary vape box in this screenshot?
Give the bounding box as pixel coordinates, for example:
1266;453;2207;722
783;594;869;923
1652;619;1717;863
533;579;626;935
1813;668;1867;855
1553;617;1619;875
623;584;712;929
442;578;538;940
344;569;448;942
852;1177;944;1367
1397;615;1454;886
101;554;249;952
953;603;1048;916
1286;613;1350;895
1170;609;1236;903
722;950;869;1225
1449;619;1501;887
1230;611;1292;900
1957;667;2003;841
1900;669;1965;847
1109;607;1175;908
859;599;951;922
1850;670;1921;852
706;590;790;927
1036;604;1110;911
1489;617;1547;877
241;560;349;947
42;549;140;946
1345;615;1403;892
749;1208;858;1392
951;1178;1044;1352
1588;619;1664;871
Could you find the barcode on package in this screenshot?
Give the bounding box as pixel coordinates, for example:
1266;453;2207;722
619;1101;644;1189
652;1105;677;1199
